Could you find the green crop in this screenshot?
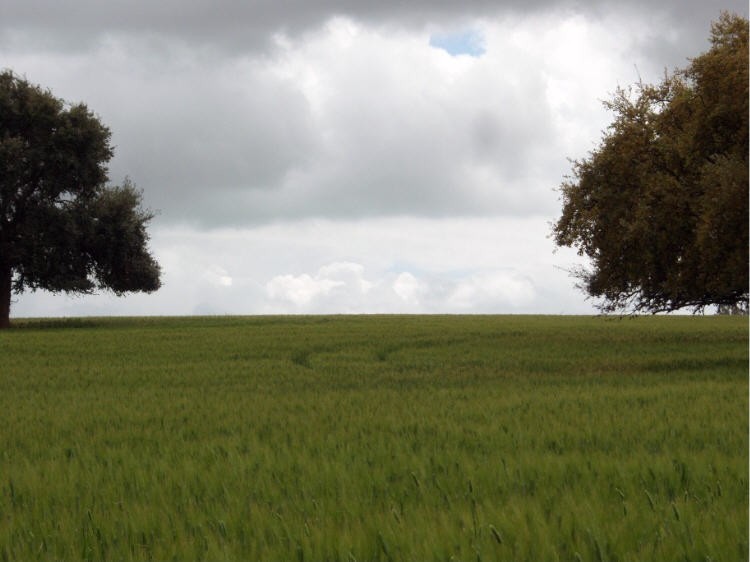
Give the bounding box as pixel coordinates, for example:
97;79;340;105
0;315;746;561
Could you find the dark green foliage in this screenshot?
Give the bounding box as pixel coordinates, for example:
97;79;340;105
84;181;161;295
0;70;160;326
553;14;748;313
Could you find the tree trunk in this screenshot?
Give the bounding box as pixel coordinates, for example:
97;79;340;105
0;261;11;329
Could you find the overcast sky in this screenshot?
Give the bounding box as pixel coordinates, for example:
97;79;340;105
3;0;747;316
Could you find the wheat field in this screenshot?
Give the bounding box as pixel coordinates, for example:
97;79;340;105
0;315;746;561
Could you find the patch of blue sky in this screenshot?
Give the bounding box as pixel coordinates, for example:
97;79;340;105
429;29;486;57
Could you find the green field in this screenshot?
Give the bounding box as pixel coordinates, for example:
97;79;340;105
0;315;747;561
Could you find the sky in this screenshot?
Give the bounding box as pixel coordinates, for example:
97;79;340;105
3;0;747;316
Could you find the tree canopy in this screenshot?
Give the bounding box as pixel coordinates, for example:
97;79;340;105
553;13;748;314
0;70;161;328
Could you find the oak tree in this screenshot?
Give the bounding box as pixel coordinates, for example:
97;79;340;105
553;13;748;313
0;70;160;328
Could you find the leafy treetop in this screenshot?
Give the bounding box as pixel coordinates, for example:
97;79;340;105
0;70;160;328
553;13;748;314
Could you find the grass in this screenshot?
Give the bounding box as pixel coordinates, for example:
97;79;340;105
0;315;747;561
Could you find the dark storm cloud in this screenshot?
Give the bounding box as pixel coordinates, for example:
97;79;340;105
2;0;746;228
3;0;746;55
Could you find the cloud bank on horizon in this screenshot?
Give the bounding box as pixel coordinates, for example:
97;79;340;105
2;0;747;316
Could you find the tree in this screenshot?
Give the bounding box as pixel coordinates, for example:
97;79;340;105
0;70;161;328
553;13;748;314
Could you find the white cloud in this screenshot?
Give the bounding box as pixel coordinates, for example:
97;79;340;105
265;261;375;308
393;272;426;304
318;262;374;294
446;271;535;311
12;216;595;316
1;10;677;227
203;265;233;288
262;260;546;314
6;3;742;317
266;273;342;306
